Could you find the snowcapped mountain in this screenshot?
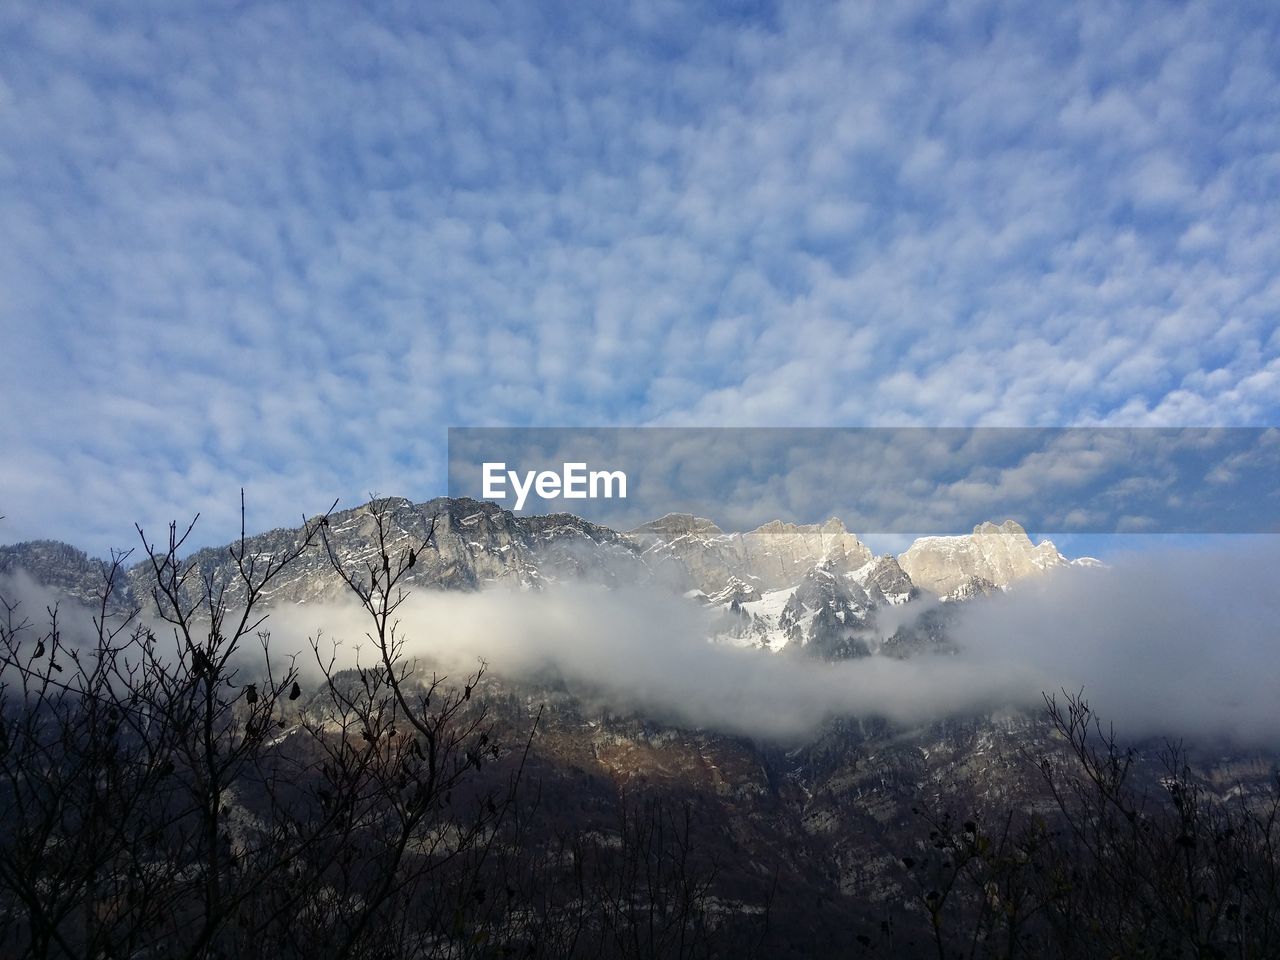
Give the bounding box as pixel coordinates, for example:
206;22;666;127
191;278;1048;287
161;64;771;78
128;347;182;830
0;497;652;611
630;515;1073;656
897;519;1067;597
849;554;917;606
630;514;874;595
7;497;1273;955
0;538;140;608
715;565;874;657
709;555;926;657
1;501;1078;661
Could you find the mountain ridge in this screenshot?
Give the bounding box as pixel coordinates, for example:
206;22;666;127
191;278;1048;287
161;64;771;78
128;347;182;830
1;498;1073;612
2;498;1075;662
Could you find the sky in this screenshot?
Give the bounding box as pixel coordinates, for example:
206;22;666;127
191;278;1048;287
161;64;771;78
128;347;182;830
2;0;1279;555
448;427;1280;539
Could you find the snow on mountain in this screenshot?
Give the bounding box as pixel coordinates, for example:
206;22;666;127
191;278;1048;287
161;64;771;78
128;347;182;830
1;498;654;612
847;555;917;606
3;503;1088;667
712;562;883;658
897;520;1067;596
630;514;873;596
0;538;138;608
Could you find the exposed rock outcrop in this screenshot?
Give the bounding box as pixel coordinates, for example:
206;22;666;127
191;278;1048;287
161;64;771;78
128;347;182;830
897;519;1066;596
631;514;873;595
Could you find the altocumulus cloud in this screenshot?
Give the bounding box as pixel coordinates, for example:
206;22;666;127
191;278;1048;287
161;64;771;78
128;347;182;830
1;0;1279;553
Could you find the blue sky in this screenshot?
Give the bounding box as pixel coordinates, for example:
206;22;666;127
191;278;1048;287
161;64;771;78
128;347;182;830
2;0;1279;554
449;426;1280;529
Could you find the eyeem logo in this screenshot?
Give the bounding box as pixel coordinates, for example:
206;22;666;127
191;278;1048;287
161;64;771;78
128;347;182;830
482;462;627;511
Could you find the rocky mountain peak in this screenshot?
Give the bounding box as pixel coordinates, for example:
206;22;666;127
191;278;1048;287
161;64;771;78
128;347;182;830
747;517;848;536
630;513;726;541
0;538;137;608
849;554;917;606
897;519;1066;596
637;514;874;596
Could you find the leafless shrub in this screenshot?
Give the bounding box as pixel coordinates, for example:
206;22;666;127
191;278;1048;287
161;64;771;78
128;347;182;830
896;691;1280;960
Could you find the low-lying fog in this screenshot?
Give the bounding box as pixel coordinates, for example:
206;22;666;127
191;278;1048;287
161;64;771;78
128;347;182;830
267;540;1280;745
5;541;1277;745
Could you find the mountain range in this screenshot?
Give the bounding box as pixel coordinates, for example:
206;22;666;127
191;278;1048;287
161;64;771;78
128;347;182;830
0;496;1083;656
2;498;1267;956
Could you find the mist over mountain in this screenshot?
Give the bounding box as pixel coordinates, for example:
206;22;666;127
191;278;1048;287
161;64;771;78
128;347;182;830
4;496;1279;957
4;496;1277;746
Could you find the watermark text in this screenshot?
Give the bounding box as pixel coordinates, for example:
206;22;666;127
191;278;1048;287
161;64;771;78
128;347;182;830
482;462;627;511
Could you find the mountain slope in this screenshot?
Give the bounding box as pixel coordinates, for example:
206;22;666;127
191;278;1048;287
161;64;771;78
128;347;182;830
897;520;1066;596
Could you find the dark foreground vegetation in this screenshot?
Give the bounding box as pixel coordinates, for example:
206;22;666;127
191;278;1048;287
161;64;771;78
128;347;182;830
1;500;1277;959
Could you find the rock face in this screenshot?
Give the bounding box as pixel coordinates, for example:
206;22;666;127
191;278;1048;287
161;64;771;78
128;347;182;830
214;496;652;602
849;555;917;606
5;505;1066;618
0;539;138;608
743;518;874;590
718;565;878;656
3;503;1078;667
631;514;873;595
3;506;1075;665
1;498;651;612
897;520;1066;596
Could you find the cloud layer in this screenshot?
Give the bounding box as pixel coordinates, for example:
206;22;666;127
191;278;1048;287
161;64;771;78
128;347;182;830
258;540;1280;746
2;1;1279;551
4;535;1276;745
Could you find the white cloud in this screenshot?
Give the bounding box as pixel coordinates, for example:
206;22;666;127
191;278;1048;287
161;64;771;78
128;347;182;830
1;1;1278;551
226;539;1280;746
